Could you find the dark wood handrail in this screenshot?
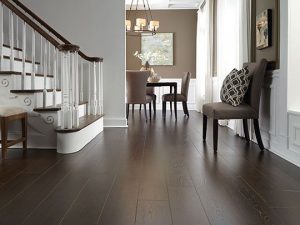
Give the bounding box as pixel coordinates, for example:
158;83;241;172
0;0;60;47
1;0;103;62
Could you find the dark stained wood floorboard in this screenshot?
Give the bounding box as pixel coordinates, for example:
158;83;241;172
0;111;300;225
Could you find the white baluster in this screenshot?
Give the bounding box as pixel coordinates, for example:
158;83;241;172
92;62;97;115
9;11;14;71
73;52;79;127
0;3;3;70
88;62;91;115
80;58;83;102
100;61;104;115
31;29;35;89
16;16;19;48
60;51;64;128
69;52;74;127
48;41;51;75
40;35;43;74
43;40;47;108
66;51;72;129
21;21;26;89
53;48;57;106
97;62;101;115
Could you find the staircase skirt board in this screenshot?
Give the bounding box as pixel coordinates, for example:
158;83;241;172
57;116;103;154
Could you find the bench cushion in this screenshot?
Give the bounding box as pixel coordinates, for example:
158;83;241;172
203;102;258;120
0;106;27;117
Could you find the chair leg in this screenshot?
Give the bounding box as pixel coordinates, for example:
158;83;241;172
143;104;148;122
253;119;265;151
162;101;166;118
22;115;27;151
1;118;8;159
203;115;207;141
182;102;189;117
126;104;129;120
243;119;250;143
139;104;142;111
149;102;152;120
213;119;218;152
170;101;172;114
132;104;135;114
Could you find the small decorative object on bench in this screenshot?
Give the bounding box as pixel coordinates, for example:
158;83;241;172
0;106;27;159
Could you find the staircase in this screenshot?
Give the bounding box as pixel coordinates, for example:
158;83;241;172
0;0;104;154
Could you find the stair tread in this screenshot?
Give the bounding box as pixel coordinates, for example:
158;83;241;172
55;114;104;133
3;55;40;65
10;89;61;93
33;101;88;112
3;44;23;52
0;71;54;77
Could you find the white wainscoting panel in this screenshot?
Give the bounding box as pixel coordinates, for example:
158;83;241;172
288;110;300;154
259;69;300;167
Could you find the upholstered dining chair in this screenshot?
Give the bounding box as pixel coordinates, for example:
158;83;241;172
162;72;191;117
139;87;156;114
202;59;268;151
126;70;152;122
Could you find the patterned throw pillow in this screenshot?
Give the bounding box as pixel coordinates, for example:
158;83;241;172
220;67;251;107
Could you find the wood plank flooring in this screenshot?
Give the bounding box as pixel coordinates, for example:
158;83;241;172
1;111;300;225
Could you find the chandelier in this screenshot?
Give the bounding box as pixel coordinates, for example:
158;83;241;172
126;0;160;36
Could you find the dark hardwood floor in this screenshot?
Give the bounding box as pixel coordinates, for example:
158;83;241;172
0;111;300;225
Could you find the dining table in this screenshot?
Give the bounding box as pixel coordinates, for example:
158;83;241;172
147;81;178;120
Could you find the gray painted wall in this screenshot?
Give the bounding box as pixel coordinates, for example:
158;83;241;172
24;0;126;127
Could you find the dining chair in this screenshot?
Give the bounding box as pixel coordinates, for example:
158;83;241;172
126;70;152;122
139;87;156;114
162;72;191;117
202;59;268;151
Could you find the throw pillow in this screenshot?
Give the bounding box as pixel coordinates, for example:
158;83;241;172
220;67;251;107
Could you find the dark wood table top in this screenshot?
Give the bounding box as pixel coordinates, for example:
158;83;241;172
147;82;177;87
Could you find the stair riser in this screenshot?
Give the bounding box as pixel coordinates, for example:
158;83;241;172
1;58;39;73
0;74;53;90
12;75;53;89
4;91;62;109
2;47;23;58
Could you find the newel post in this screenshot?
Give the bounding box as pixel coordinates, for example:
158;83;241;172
58;44;80;129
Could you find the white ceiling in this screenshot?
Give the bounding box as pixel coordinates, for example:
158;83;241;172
125;0;201;10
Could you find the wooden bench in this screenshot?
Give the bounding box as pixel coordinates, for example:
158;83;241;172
0;106;27;159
